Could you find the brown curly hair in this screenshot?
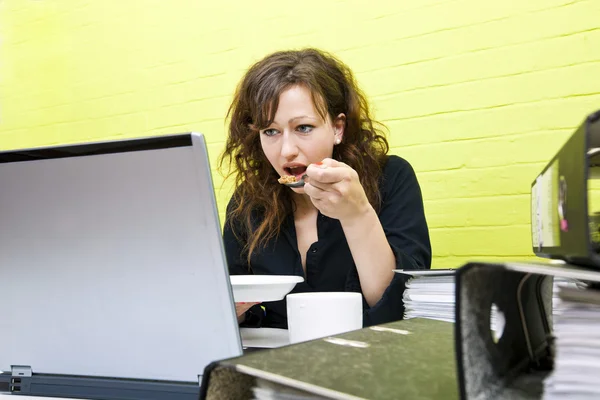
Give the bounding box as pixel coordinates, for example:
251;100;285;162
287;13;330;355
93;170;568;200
219;48;390;267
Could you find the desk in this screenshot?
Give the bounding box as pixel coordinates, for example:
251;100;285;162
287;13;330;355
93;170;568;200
240;328;289;349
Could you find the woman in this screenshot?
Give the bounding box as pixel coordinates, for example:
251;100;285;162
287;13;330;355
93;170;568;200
220;48;431;328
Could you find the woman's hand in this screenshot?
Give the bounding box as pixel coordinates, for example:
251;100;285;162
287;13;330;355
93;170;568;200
235;302;260;323
304;158;372;223
305;158;396;307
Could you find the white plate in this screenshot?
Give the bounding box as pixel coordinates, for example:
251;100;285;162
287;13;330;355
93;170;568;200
230;275;304;303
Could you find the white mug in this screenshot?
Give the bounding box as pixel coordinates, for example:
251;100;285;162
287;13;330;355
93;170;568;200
286;292;363;344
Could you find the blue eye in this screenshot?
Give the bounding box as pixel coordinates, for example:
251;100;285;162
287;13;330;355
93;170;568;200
297;125;314;134
262;129;279;137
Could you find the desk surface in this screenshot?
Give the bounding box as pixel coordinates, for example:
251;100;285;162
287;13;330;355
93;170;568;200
240;327;289;348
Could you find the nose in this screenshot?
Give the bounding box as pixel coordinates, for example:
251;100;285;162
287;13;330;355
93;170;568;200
280;131;299;160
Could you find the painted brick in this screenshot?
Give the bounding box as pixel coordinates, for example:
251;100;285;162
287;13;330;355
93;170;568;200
398;129;572;173
1;0;598;267
418;163;544;199
385;94;600;148
375;62;600;121
358;29;600;97
425;195;530;229
339;0;599;73
430;224;533;257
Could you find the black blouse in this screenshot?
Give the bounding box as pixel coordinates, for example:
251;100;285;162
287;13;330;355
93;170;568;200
223;155;431;328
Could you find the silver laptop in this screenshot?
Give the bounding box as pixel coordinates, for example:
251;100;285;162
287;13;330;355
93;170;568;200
0;133;242;399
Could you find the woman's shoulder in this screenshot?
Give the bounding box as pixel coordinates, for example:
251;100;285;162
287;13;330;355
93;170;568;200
381;154;417;181
377;154;423;203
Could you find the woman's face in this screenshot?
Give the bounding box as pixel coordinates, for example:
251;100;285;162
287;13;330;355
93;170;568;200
259;85;344;193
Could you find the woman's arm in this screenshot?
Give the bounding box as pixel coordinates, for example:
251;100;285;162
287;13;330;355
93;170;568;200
305;156;431;307
339;204;396;306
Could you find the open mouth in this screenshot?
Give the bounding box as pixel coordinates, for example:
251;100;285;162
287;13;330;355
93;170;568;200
284;166;307;179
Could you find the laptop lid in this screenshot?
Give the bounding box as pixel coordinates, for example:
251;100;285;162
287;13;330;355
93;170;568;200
0;133;242;384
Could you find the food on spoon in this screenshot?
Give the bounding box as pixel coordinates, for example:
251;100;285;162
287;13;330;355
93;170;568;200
278;175;298;184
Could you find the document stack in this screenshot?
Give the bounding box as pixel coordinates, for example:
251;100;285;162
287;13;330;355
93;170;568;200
551;277;585;318
544;283;600;400
399;270;579;334
400;269;456;324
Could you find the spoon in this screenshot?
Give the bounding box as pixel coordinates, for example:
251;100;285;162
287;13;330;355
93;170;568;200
283;174;308;188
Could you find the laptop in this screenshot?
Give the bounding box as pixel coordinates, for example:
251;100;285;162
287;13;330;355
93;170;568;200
0;133;243;399
531;109;600;268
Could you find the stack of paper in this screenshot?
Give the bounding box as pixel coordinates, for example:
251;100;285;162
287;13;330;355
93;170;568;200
401;270;456;324
552;277;585;318
544;284;600;400
399;270;579;336
399;269;504;332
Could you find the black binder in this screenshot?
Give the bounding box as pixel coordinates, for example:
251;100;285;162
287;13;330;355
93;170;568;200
454;260;600;400
201;318;458;400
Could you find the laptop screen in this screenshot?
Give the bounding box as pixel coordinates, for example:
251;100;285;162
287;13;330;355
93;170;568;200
0;133;242;383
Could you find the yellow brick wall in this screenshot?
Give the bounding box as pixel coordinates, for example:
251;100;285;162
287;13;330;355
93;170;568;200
1;0;599;268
